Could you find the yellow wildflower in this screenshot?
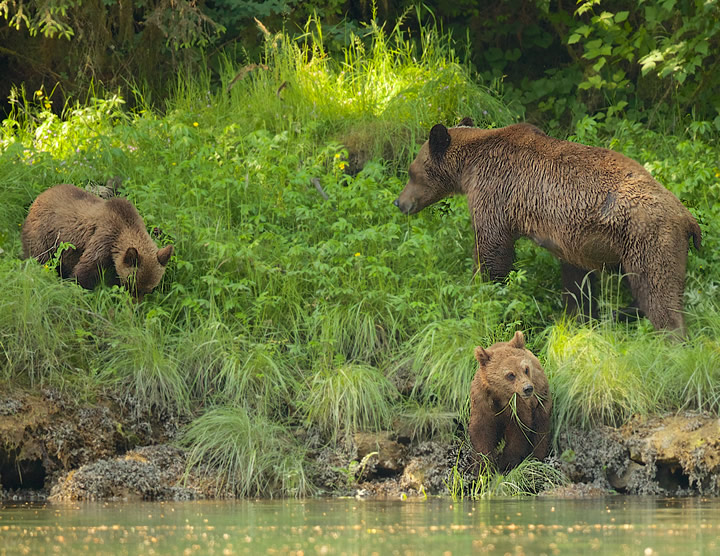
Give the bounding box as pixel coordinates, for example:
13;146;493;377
354;252;361;257
193;122;199;127
339;162;347;170
35;90;43;98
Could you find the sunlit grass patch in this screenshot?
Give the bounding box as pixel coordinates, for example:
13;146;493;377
180;406;312;497
545;320;667;437
228;11;514;169
300;362;398;444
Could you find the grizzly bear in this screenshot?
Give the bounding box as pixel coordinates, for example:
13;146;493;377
469;331;551;471
22;184;173;300
394;120;701;337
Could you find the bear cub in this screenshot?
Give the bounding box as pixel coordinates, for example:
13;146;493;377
22;184;173;300
469;331;552;471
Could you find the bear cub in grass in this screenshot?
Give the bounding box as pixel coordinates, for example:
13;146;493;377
394;119;701;337
22;184;173;300
469;331;551;471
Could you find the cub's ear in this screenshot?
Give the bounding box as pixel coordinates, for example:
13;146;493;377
509;330;525;349
458;116;474;127
123;247;139;267
429;123;451;160
474;346;491;365
157;245;174;266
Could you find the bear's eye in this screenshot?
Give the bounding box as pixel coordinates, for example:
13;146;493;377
506;372;516;381
524;366;530;375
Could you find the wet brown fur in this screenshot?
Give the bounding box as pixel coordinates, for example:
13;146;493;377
469;331;551;471
395;122;702;336
21;184;173;299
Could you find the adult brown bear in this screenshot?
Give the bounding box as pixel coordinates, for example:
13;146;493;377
469;331;551;471
22;184;173;300
394;120;701;337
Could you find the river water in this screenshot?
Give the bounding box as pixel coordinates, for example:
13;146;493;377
1;496;718;555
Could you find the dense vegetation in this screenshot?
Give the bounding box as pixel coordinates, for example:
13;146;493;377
1;5;719;497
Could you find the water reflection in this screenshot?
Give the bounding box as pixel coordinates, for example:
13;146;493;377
1;496;718;555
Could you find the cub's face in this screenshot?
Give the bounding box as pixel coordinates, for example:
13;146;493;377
474;331;547;407
490;352;542;404
116;245;174;301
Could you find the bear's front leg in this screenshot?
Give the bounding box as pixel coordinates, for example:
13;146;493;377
472;229;515;281
499;421;535;471
530;406;552;462
71;252;104;290
469;399;501;468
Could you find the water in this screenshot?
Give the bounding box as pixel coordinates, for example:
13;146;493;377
1;496;719;555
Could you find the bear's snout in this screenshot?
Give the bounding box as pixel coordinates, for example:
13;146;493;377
522;384;534;398
393;197;415;215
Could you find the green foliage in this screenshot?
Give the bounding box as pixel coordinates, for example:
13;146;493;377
232;12;515;171
569;0;720;125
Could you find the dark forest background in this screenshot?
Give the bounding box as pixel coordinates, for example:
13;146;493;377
2;0;719;131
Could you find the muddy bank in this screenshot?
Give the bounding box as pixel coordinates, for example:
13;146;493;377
2;389;719;500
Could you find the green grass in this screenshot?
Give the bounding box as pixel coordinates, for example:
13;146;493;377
446;448;568;500
179;406;312;497
1;12;719;497
301;362;398;445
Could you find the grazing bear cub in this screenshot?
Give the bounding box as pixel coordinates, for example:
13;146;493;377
394;120;701;337
469;331;551;471
22;184;174;300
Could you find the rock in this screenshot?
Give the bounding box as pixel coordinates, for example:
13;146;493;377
557;412;720;495
354;431;407;474
49;445;202;501
608;461;644;491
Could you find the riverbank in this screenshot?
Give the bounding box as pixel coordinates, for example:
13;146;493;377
3;389;718;501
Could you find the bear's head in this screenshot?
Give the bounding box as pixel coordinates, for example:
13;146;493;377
393;118;475;215
473;331;546;407
115;243;174;301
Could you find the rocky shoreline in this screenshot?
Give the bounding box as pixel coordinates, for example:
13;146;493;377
2;389;719;501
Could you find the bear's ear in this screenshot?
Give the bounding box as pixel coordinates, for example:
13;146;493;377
123;247;139;267
458;116;474;127
429;124;451;160
157;245;174;266
474;346;492;365
508;330;526;349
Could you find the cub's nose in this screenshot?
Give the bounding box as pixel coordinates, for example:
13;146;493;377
393;198;400;208
522;384;534;397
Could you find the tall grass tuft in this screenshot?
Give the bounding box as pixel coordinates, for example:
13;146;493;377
0;259;94;388
301;362;398;444
94;304;191;417
392;317;502;413
180;406;312;498
215;340;300;416
546;321;655;435
446;450;567;500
